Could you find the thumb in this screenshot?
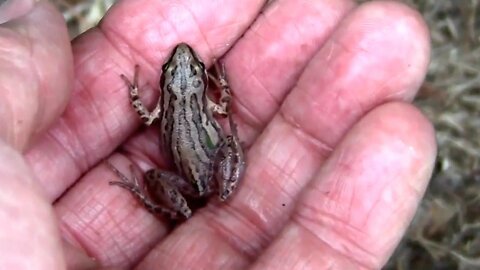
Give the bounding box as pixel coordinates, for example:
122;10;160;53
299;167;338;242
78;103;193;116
0;1;72;269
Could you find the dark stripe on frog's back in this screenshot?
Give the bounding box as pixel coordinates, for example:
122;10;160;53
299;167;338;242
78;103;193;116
159;85;176;165
173;95;200;191
158;85;169;154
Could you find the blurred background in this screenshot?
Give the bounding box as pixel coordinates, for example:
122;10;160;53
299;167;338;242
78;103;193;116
50;0;480;269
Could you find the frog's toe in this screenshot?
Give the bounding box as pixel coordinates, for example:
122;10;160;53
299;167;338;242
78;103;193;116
181;207;192;219
219;189;231;201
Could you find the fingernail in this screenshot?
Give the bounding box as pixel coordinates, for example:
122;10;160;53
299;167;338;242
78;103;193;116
0;0;36;24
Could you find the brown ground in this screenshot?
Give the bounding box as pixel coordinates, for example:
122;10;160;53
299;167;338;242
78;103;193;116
52;0;480;269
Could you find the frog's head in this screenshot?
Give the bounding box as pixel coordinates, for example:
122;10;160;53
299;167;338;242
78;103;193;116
160;43;208;95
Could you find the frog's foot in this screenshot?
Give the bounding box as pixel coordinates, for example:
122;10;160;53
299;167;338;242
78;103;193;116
106;162;180;219
144;169;196;219
207;99;229;117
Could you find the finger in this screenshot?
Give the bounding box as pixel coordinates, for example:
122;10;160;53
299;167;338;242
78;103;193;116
140;1;430;269
251;102;436;269
25;0;265;200
0;141;65;269
0;0;72;151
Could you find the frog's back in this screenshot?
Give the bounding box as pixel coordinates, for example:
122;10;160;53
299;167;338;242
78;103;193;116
158;43;225;195
161;94;222;194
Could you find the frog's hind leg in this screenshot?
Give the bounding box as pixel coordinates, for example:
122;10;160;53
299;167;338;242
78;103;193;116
213;114;246;201
107;163;180;219
144;169;198;219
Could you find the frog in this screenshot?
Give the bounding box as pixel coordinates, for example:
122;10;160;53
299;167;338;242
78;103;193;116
108;43;245;219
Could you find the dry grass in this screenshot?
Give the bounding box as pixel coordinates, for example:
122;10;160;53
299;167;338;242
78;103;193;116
51;0;114;37
51;0;480;269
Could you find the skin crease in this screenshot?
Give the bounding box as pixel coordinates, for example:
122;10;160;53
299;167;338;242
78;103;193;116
0;0;435;269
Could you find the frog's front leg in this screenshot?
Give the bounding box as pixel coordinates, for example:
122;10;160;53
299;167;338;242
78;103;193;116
207;61;232;116
215;115;246;201
107;162;195;219
120;65;161;126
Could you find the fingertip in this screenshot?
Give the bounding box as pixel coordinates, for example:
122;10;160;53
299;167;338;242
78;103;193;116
367;102;437;192
350;101;436;265
344;0;431;99
376;101;436;152
344;101;436;196
355;0;431;52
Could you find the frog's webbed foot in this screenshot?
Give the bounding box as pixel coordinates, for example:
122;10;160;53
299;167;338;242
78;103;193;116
106;162;180;219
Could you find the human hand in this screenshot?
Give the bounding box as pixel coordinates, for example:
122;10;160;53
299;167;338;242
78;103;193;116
0;0;435;269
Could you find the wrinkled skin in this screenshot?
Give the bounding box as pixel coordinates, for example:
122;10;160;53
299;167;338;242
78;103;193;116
0;0;435;269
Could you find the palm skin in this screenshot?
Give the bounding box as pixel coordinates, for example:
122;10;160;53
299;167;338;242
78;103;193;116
0;0;435;269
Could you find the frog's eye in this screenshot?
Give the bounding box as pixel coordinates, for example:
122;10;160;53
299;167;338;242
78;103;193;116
161;62;169;72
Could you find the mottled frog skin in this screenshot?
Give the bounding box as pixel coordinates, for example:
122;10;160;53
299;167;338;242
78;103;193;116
109;43;245;219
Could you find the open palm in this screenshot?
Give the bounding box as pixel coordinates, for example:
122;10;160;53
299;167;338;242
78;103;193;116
0;1;435;269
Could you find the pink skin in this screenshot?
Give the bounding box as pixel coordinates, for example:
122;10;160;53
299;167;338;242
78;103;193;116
0;0;435;269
